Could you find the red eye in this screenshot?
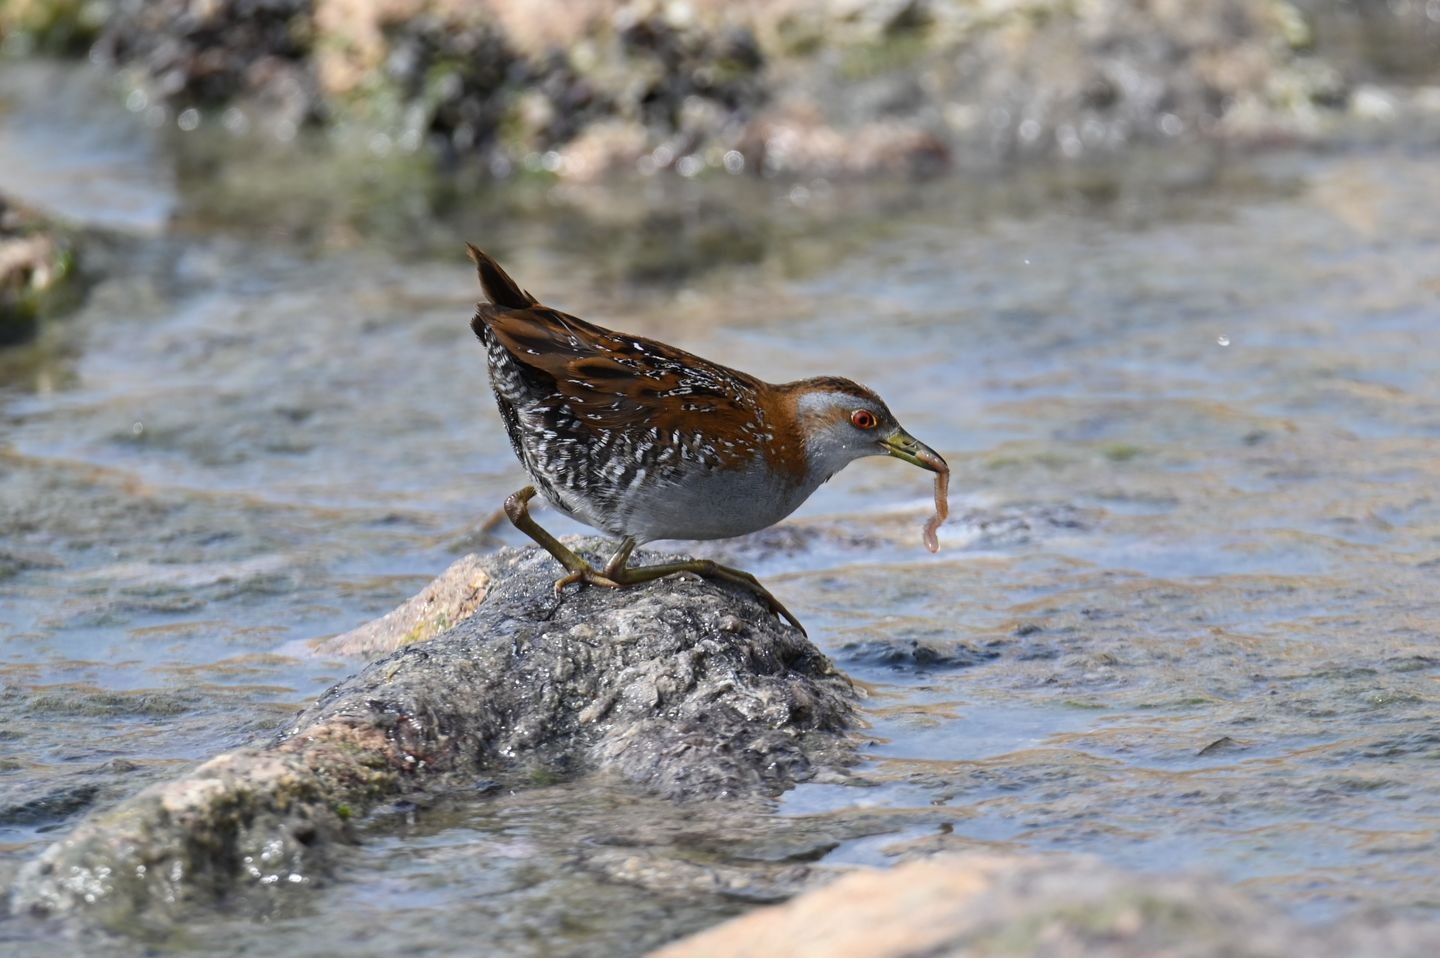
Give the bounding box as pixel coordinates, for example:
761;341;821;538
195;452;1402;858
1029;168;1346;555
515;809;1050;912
850;409;878;430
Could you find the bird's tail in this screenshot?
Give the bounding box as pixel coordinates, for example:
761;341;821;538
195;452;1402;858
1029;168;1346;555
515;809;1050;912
465;243;537;310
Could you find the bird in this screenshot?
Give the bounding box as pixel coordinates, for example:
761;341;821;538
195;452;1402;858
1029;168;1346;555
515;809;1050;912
465;243;947;634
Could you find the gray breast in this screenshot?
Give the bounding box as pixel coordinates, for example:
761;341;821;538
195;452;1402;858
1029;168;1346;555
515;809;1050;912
612;457;818;543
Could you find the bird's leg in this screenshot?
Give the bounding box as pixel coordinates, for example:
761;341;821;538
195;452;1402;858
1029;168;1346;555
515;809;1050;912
604;551;807;636
602;537;637;579
503;486;620;593
505;489;805;633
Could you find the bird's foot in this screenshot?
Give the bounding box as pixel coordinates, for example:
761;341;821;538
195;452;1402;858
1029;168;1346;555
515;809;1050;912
498;490;806;633
608;558;808;636
553;567;622;594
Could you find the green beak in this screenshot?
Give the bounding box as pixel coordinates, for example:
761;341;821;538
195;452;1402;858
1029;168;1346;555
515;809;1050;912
882;429;947;473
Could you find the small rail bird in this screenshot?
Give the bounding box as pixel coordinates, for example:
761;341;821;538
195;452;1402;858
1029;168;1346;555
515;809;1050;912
466;244;946;634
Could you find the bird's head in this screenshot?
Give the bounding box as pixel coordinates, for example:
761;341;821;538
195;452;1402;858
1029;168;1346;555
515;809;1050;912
786;377;947;484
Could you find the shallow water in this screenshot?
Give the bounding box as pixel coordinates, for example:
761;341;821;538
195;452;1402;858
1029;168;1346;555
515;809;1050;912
3;61;1440;953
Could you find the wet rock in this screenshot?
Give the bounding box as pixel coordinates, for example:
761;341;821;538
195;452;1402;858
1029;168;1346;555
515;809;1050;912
741;107;951;178
903;0;1349;160
579;845;818;905
15;0;1388;178
649;852;1440;958
1197;735;1246;756
0;0;105;55
91;0;320;132
1299;0;1440;85
309;553;492;658
329;0;769;170
12;543;855;925
318;3;524;159
0;783;101;828
0;194;78;346
837;636;1004;672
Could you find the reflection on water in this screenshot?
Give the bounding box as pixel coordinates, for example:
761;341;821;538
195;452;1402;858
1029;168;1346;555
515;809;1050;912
3;60;1440;955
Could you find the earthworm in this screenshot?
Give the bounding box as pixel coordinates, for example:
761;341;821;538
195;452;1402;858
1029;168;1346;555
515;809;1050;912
923;464;949;553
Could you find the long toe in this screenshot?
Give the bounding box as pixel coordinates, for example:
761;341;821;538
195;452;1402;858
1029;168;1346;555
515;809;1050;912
767;598;808;636
697;563;807;636
554;569;622;593
739;579;807;636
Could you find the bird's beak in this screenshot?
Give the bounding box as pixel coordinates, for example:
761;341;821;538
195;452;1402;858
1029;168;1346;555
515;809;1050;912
882;429;947;473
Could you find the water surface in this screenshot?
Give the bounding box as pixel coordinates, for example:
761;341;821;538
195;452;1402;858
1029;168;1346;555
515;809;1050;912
3;61;1440;954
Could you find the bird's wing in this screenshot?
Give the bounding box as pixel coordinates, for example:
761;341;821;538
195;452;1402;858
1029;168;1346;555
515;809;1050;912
465;242;773;452
480;304;768;436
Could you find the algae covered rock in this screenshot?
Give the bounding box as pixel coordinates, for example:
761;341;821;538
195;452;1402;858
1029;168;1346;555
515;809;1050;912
0;194;78;346
88;0;320;133
15;0;1374;179
0;0;105;56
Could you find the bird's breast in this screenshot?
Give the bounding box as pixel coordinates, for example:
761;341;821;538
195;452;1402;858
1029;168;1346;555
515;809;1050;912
616;458;819;542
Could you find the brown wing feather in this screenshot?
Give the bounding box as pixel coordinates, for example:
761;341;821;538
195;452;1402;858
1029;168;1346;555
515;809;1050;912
465;243;536;309
482;305;769;435
465;243;763;433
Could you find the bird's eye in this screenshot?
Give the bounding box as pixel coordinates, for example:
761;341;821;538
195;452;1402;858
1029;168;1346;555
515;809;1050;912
850;409;878;430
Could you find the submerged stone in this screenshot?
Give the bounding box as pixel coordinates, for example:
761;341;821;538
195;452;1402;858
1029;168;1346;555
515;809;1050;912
650;852;1440;958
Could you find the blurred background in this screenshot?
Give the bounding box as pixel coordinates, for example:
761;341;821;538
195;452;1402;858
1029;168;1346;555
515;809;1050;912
2;1;1440;955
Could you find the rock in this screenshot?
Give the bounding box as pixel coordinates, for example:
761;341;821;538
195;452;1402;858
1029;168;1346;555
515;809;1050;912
579;845;819;905
792;0;1348;165
0;783;102;828
11;543;856;926
648;852;1440;958
0;0;105;55
1299;0;1440;85
741;107;951;178
0;194;78;347
90;0;320;133
309;553;492;657
15;0;1388;178
837;636;1004;672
